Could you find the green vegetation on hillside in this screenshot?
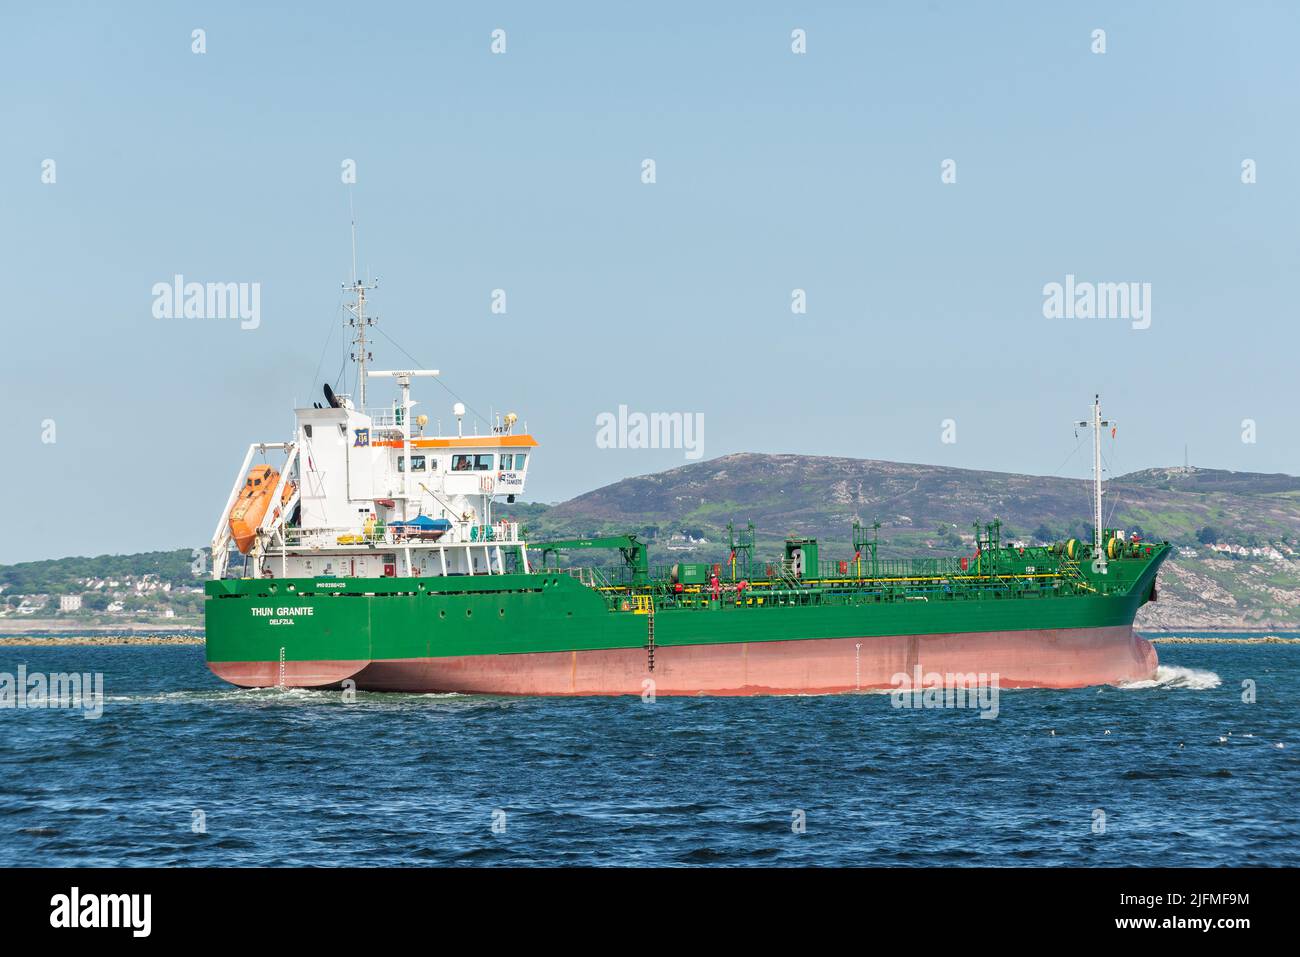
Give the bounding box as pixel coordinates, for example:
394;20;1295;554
0;549;206;594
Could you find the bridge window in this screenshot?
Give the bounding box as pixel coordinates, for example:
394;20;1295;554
410;455;426;471
453;454;494;471
512;453;526;469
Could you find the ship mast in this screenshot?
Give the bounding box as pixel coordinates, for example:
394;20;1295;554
343;213;378;408
1076;395;1112;573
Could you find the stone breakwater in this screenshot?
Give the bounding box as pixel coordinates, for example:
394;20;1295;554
0;635;204;646
1147;635;1300;645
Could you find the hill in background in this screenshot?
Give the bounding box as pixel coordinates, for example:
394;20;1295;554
519;454;1299;552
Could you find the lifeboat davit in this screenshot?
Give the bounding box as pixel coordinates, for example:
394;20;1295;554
228;465;296;554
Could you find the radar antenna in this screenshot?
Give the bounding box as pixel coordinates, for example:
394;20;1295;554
343;205;379;407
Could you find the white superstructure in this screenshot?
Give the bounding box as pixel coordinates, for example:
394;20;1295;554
210;274;535;581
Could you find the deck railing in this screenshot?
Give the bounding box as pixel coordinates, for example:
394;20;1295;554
277;520;520;549
564;548;1111;613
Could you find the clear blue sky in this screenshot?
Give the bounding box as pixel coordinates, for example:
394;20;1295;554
2;1;1297;563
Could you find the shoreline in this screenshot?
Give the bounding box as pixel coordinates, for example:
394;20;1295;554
1146;635;1300;645
0;620;201;635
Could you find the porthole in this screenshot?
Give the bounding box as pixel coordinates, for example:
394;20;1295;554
466;608;473;618
439;609;446;619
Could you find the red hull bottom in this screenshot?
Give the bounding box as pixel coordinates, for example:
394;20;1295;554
208;625;1158;695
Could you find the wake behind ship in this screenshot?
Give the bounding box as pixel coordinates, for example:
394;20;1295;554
204;274;1168;695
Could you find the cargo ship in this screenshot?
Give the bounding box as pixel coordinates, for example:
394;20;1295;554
204;273;1168;695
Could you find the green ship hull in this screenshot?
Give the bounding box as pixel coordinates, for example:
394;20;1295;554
205;532;1169;695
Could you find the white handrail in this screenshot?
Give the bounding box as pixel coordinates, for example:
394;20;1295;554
212;441;294;579
211;443;258;579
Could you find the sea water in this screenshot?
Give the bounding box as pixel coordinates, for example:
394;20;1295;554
0;638;1295;866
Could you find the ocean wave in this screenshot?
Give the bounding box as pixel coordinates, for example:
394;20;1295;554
1116;665;1221;691
103;687;469;706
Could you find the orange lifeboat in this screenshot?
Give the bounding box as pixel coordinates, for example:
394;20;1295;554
228;465;297;554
